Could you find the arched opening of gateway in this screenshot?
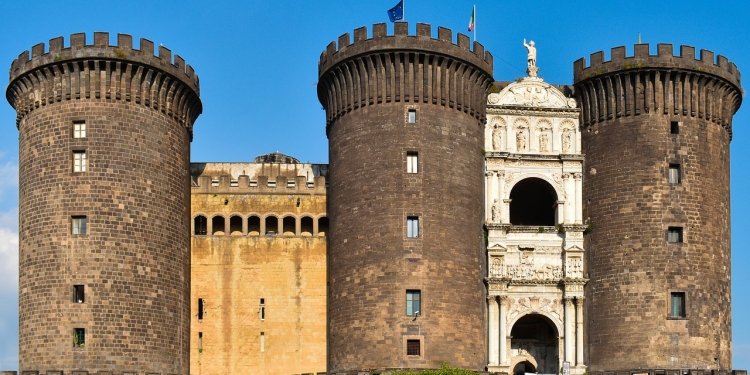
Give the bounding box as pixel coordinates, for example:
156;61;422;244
509;178;557;226
513;361;537;375
510;313;559;374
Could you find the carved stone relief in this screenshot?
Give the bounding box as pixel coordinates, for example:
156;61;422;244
566;257;583;279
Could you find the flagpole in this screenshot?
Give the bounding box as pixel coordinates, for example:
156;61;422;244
474;4;476;42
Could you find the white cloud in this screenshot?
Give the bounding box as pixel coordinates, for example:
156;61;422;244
0;219;18;297
0;162;18;189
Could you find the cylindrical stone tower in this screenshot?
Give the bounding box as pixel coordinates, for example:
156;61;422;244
6;33;202;374
318;23;493;372
574;44;741;371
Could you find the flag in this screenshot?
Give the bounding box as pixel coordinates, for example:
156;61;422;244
468;5;475;32
387;0;404;22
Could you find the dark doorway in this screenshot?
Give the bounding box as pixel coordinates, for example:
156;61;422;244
509;178;557;226
511;314;559;374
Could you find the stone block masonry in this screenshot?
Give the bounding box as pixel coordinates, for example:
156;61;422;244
7;32;202;375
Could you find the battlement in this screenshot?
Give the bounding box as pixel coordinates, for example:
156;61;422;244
6;32;202;131
573;43;741;88
9;32;199;93
318;22;493;77
192;174;327;194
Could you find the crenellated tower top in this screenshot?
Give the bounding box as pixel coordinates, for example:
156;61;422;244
573;43;742;134
7;32;202;133
574;44;740;87
317;23;494;132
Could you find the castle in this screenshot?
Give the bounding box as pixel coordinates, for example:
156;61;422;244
3;21;743;375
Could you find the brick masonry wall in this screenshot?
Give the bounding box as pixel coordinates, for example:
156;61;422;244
16;101;192;374
7;33;201;375
576;45;741;370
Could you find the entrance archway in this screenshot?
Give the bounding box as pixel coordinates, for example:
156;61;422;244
510;313;559;374
509;178;557;226
513;360;536;375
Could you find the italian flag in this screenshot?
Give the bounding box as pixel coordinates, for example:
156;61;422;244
468;5;475;32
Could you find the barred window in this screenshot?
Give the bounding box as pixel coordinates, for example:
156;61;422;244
406;339;421;356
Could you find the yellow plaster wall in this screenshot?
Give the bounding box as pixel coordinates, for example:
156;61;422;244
190;190;327;375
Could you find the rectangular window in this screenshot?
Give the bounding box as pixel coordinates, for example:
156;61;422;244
73;121;87;138
72;216;87;235
198;298;205;320
73;328;85;347
74;285;85;303
406;290;421;316
670;292;686;318
198;332;203;353
260;298;265;321
668;164;681;184
260;332;265;352
73;150;87;172
407;216;419;238
408;109;417;123
407;152;418;173
406;339;421;356
670;121;680;135
667;227;683;243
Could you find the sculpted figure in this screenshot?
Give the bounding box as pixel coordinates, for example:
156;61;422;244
562;128;572;153
539;131;549;152
491;199;500;222
516;130;527;151
492;127;503;150
523;39;537;67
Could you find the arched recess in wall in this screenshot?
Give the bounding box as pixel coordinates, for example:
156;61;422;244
509;178;557;226
318;216;329;236
509;313;559;375
301;216;314;237
229;215;243;236
282;216;296;236
265;215;278;235
194;215;207;235
212;215;226;236
248;215;261;236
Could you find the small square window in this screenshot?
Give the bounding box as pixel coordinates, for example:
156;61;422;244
408;109;417;123
670;292;686;318
406;290;421;316
670;121;680;135
406;339;421;356
668;164;681;184
72;216;87;235
198;298;205;320
73;121;87;138
198;332;203;352
407;152;418;173
73;328;85;347
73;150;87;172
667;227;683;243
74;285;85;303
407;216;419;238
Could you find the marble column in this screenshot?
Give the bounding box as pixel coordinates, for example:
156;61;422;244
574;173;583;224
576;296;585;366
499;296;508;365
497;171;505;223
488;296;499;365
486;171;495;221
563;174;574;224
564;296;574;363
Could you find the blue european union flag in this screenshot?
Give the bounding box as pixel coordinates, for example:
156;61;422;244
387;0;404;22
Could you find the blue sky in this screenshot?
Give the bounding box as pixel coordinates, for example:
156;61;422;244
0;0;749;370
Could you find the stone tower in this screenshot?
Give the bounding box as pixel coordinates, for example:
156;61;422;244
6;33;201;374
574;44;742;371
317;23;493;372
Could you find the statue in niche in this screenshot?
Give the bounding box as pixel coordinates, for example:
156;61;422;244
562;128;572;153
492;127;503;150
539;131;549;152
491;257;504;277
491;199;500;222
524;39;537;67
516;130;527;151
